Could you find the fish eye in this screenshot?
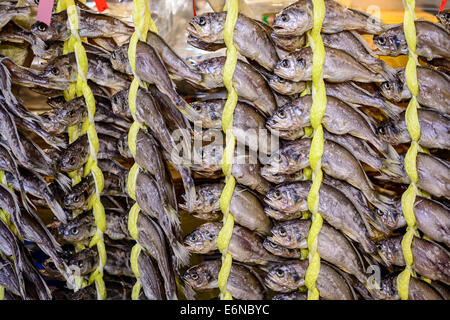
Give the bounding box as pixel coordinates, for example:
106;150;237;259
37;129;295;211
278;226;287;237
280;13;289;22
71;227;79;235
382;82;391;90
274;153;282;163
281;59;290;68
269;241;278;248
191;271;199;280
278;110;286;119
377;126;386;135
194;104;202;111
51;67;60;76
72;195;79;203
376;36;386;46
77;261;83;268
37;23;47;32
275;269;285;277
198;17;206;26
273;190;282;199
111;52;116;60
277;77;286;84
297;58;304;67
190;234;197;241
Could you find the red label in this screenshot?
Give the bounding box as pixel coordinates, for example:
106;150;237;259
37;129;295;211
94;0;108;12
440;0;447;12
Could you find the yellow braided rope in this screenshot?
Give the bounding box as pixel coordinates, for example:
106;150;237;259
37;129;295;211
303;0;326;301
397;0;421;300
126;0;157;300
56;0;106;300
216;0;238;301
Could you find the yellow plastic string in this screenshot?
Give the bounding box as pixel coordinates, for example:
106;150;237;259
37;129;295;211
302;0;326;301
126;0;157;300
215;0;239;301
57;0;106;299
396;0;422;301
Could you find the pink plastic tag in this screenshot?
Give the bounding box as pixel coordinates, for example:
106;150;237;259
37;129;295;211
36;0;55;26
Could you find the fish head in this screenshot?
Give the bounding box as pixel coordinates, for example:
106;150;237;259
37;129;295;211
263;238;298;258
54;98;86;127
41;55;75;84
196;142;223;172
377;118;403;145
264;184;302;212
47;96;67;109
272;6;311;37
188;100;223;128
68;248;97;276
183;262;215;290
269;221;303;248
263;206;294;220
190;184;221;213
268;75;304;95
376;237;402;267
110;45;131;74
275;49;311;81
111;89;130;118
183;222;220;254
31;18;65;42
373;28;407;56
379;79;403;102
436;10;450;27
265;262;302;292
264;144;304;175
266;102;304;132
374;205;403;231
63;190;88;211
59;146;88;172
187;13;225;43
58;214;94;242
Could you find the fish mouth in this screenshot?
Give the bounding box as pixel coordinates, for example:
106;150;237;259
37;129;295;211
186;22;202;38
264;274;292;293
272;25;296;37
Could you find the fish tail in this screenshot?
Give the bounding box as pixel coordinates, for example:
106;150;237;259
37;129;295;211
56;172;72;192
363;210;391;235
13;247;28;299
371;191;397;216
44;191;69;224
380;145;404;178
381;100;403;119
172;240;191;267
162;203;181;229
177;165;196;213
22;250;52;300
362;238;378;255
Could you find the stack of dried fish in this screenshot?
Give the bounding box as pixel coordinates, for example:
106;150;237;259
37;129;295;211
0;0;195;300
0;0;448;301
181;0;450;300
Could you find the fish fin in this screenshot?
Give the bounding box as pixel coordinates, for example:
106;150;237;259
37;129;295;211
176;165;196;213
381;100;403;119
